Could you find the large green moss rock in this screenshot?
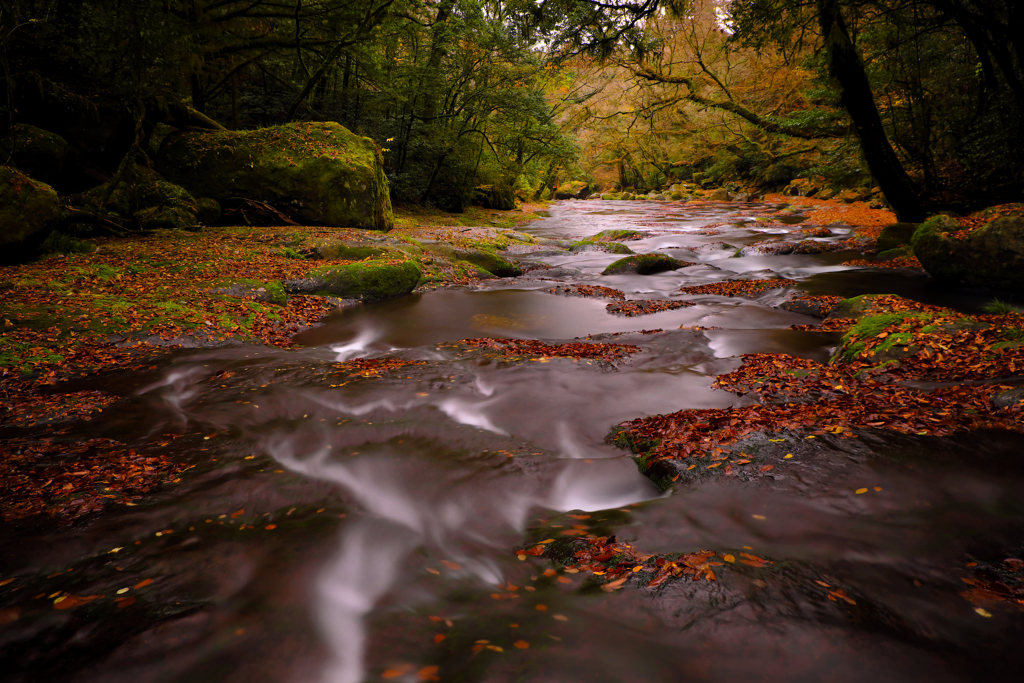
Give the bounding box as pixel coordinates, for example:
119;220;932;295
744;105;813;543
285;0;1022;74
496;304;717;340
555;180;590;200
286;260;421;300
911;214;1024;290
452;248;522;277
0;166;58;264
876;222;919;252
0;124;68;186
157;121;393;230
602;253;693;275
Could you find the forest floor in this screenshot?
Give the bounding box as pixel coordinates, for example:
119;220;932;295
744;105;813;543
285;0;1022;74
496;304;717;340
2;195;1022;538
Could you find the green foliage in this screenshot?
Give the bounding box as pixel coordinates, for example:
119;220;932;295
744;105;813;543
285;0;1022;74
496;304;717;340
280;247;305;260
983;299;1022;315
39;232;95;256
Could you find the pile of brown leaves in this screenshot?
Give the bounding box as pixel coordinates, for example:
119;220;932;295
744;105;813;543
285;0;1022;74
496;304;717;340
678;279;798;297
459;338;640;362
517;535;773;591
331;358;427;378
0;437;191;522
842;255;923;269
615;352;1022;469
606;300;695;317
544;284;626;300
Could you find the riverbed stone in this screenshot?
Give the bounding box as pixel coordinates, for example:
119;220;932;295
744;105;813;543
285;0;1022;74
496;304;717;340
158;121;393;230
555;180;590;200
911;214;1024;290
0;165;59;264
285;259;421;300
207;279;288;305
602;254;693;275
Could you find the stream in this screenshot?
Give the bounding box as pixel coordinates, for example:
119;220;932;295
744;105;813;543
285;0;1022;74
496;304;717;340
3;199;1024;682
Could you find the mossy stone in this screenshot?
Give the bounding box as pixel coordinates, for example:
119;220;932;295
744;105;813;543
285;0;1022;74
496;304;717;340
0;165;59;264
570;241;634;255
158;121;393;231
912;215;1024;290
555;180;590;200
876;222;919;252
452;248;522;277
0;124;68;186
287;260;421;300
602;254;692;275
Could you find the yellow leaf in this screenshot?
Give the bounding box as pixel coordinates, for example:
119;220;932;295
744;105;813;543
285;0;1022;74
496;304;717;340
855;488;868;494
723;554;735;563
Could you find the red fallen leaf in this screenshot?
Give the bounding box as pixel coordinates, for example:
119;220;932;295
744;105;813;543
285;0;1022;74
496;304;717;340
115;596;136;608
760;464;774;472
231;508;245;518
134;578;154;589
54;594;102;610
441;560;462;570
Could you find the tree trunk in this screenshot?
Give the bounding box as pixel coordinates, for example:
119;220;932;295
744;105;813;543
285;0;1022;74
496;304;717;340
817;0;925;221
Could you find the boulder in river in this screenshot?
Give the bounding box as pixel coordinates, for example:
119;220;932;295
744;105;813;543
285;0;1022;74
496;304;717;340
158;121;393;230
452;248;522;277
555;180;590;200
1;165;59;264
602;254;694;275
911;214;1024;290
285;259;421;300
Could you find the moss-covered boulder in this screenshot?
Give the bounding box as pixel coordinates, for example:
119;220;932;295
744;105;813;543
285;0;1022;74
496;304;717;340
876;222;919;252
911;214;1024;290
79;167;199;230
452;248;522;277
570;241;634;255
158;121;393;231
285;259;421;300
602;254;694;275
477;184;516;210
1;165;59;264
555;180;591;200
0;125;68;186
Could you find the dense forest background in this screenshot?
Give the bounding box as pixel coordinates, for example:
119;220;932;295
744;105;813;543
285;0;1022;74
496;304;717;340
2;0;1021;222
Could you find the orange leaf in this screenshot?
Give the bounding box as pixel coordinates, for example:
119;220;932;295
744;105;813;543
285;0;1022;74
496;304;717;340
231;508;245;518
134;578;154;589
441;560;461;570
514;640;530;649
433;634;446;644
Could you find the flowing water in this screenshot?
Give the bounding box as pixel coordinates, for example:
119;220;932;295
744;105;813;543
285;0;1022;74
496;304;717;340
3;200;1024;682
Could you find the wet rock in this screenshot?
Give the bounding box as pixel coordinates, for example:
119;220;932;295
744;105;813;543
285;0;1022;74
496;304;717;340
911;214;1024;291
602;254;694;275
992;386;1024;409
0;124;68;186
477;183;516;210
207;280;288;305
285;259;421;300
158;121;393;230
709;188;732;201
452;248;522;277
876;222;919;252
0;165;59;264
570;241;635;255
778;299;833;318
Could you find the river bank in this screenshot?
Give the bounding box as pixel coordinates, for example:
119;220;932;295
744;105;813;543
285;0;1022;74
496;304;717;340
3;195;1024;682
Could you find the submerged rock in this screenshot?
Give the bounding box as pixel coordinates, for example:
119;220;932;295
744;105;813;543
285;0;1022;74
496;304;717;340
602;254;694;275
911;214;1024;290
158;121;393;230
452;248;522;277
0;165;59;263
285;260;421;300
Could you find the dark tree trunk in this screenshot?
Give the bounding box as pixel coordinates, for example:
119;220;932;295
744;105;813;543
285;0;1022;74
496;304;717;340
817;0;926;221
